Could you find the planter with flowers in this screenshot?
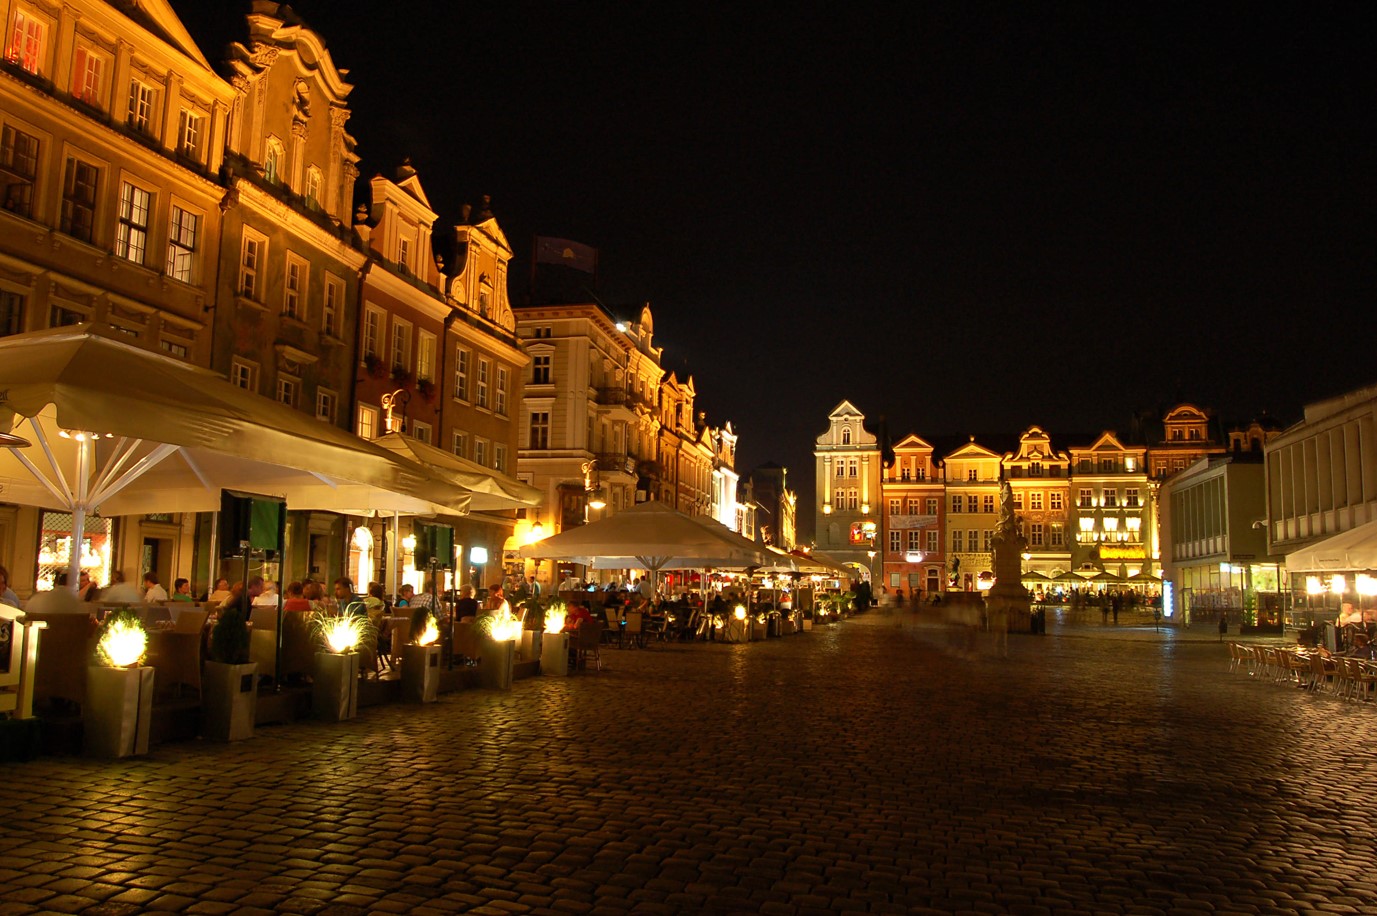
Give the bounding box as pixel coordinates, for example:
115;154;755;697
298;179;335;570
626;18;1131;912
391;363;414;389
363;353;389;380
478;612;521;690
203;603;257;742
85;609;154;758
312;611;365;721
540;602;570;676
401;607;441;703
416;376;437;404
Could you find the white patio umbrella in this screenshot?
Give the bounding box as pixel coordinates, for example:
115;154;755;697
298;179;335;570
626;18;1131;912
517;500;771;586
371;431;542;511
0;326;473;589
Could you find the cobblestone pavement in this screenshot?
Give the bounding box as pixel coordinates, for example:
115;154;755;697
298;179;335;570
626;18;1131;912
4;611;1377;915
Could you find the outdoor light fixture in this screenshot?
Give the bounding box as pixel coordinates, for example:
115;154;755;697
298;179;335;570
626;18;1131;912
0;430;31;448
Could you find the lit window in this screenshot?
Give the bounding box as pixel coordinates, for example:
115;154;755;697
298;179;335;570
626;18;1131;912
1;125;38;218
356;404;378;440
127;79;153;133
71;44;103;106
60;158;99;243
159;338;188;359
115;182;151;264
417;332;435;383
8;10;46;75
166;205;198;282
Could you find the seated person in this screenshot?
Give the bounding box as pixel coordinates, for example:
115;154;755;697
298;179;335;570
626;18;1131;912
396;584;415;608
1344;632;1376;660
252;581;280;607
281;581;311;613
142;571;169;603
565;603;594;631
303;581;329;613
363;582;387;627
207;577;234;607
24;572;90;616
171;577;195;602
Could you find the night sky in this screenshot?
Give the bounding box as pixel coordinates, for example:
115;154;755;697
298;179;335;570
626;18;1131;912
179;2;1375;539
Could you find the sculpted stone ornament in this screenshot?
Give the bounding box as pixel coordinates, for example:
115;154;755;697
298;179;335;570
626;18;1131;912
986;478;1032;637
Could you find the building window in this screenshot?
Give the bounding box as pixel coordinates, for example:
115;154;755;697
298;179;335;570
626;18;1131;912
322;274;342;337
927;529;939;553
529;411;549;449
283;254;306;320
8;10;46;75
1029;491;1043;511
71;44;104;106
114;182;151;264
0;288;24;336
49;302;85;327
362;306;382;359
230;359;257;392
275;374;298;408
982;530;993;551
412;421;432;445
165;205;198;282
847;459;858;478
494;444;507;474
963;495;976;513
841;427;851;445
532;354;551;384
390;318;411;372
950;495;961;513
176;108;203;162
239;230;265;300
127;79;153;133
836;462;845;479
417;332;435;383
495;366;508;416
1050;491;1064;511
982;494;994;513
889;530;901;553
1012;491;1023;509
1030;523;1044;547
1104;490;1118;508
476;358;489;409
0;125;38;218
452;430;467;458
60;158;98;243
951;530;963;552
453;347;470;400
1051;523;1064;547
315;389;337;425
397;236;411;275
907;530;920;552
357;404;378;440
304;166;322;210
159;337;188;359
1078;488;1093;508
264;138;284;184
474;438;487;467
888;498;900;516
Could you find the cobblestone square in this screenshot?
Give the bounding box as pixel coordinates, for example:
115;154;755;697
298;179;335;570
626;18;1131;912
3;613;1376;914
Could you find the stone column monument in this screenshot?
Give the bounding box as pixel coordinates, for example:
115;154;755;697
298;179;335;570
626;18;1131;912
987;480;1033;634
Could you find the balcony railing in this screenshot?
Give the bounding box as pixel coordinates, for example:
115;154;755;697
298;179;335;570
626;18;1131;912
595;452;636;475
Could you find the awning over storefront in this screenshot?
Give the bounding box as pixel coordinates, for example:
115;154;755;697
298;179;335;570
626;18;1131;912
1285;518;1377;572
371;432;542;512
0;326;474;585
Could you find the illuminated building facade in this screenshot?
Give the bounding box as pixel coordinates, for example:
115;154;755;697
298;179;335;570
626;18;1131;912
941;437;1002;591
881;434;944;597
1145;403;1226;480
0;0;233;593
814;401;881;580
748;462;796;551
1003;426;1071;579
1068;432;1155;577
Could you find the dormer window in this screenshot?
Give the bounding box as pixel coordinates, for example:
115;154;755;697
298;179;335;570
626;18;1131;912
841;427;852;445
397;236;411;275
264;138;285;185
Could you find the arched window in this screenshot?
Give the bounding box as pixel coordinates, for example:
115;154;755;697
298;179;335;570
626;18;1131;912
841;427;852;445
264;138;285;185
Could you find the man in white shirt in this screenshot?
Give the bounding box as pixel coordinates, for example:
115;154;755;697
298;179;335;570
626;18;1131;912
527;575;542;600
24;573;90;615
142;572;168;604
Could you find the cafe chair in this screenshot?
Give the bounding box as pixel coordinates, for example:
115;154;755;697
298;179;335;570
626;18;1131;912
624;611;645;649
575;620;604;671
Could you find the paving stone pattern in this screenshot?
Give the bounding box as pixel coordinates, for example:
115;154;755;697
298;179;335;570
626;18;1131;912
3;612;1377;914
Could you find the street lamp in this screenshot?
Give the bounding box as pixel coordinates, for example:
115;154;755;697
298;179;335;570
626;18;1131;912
581;459;605;521
380;389;411;435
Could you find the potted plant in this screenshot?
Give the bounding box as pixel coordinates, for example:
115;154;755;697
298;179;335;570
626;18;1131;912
477;611;520;690
311;611;365;721
363;353;388;380
540;601;571;676
391;363;414;388
416;376;437;403
401;607;441;702
204;604;257;741
85;608;154;758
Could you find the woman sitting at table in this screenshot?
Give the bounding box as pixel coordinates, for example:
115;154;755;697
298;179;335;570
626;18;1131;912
565;602;594;631
281;581;311;613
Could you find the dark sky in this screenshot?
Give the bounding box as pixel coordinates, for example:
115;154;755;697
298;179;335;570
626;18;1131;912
179;2;1375;540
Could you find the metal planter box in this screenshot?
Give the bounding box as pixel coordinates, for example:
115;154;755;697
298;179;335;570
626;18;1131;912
202;661;258;742
313;651;360;721
401;643;441;703
85;665;154;758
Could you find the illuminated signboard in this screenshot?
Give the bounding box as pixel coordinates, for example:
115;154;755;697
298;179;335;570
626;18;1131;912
1100;545;1145;560
849;521;877;545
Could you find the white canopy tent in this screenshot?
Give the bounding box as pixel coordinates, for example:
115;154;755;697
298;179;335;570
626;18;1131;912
0;326;473;590
1285;518;1377;573
371;431;542;511
517;500;773;584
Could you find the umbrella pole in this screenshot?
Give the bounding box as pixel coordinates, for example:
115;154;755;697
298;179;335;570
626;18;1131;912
66;435;92;593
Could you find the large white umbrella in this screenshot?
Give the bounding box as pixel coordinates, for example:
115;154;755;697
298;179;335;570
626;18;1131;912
0;326;472;589
518;500;771;583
